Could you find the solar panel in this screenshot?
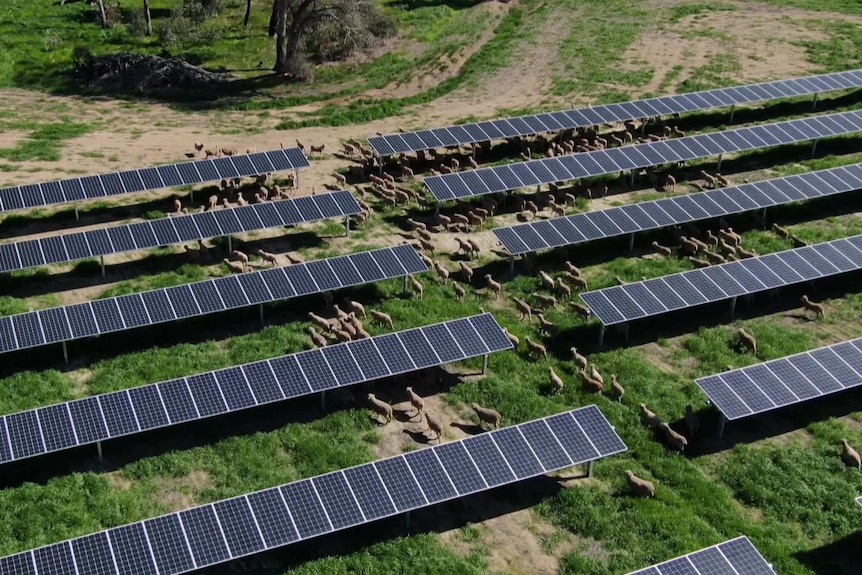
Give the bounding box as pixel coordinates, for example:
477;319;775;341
0;313;511;466
493;164;862;255
0;404;626;575
369;70;862;156
0;148;310;214
0;191;360;274
425;110;862;201
581;235;862;326
0;245;428;356
625;536;775;575
857;496;862;506
695;337;862;421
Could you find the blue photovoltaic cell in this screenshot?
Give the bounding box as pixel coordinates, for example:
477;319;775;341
214;497;265;557
404;448;457;503
180;506;230;567
109;523;159;575
247;488;299;547
374;456;427;511
144;515;195;575
342;464;396;520
313;472;364;529
624;537;774;575
280;480;332;538
71;533;117;575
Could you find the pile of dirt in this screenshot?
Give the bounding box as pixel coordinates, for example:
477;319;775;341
74;53;235;95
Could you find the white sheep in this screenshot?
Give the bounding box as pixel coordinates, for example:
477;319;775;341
453;282;466;301
570;347;588;371
610;375;624;402
640;403;662;430
405;387;424;418
484;274;502;299
800;295;824;318
370;310;394;328
410;275;424;299
659;422;688;452
524;336;547;358
367;393;392;424
343;298;366;318
841;439;861;469
549;368;565;393
472;403;502;429
625;470;655;497
737;328;757;355
223;258;245;274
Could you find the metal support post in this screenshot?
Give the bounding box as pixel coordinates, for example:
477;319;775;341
296;172;302;190
96;441;103;465
344;216;350;238
811;139;819;157
404;511;411;534
508;255;515;276
717;413;726;440
628;233;635;253
729;296;737;317
378;158;384;176
716;153;724;172
729;105;735;123
320;391;326;413
62;341;68;364
434;202;440;218
811;92;819;112
403;275;409;294
482;354;489;375
100;256;105;278
190;189;195;204
227;236;233;253
598;324;606;347
74;204;80;221
259;304;264;326
587;460;595;478
630;169;636;188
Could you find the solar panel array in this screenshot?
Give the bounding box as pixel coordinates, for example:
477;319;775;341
0;405;627;575
581;235;862;326
696;337;862;421
369;69;862;155
494;164;862;255
0;313;512;466
626;536;775;575
0;245;427;356
857;496;862;506
0;191;361;274
424;110;862;202
0;148;310;214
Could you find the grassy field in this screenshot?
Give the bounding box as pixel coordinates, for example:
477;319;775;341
0;0;861;574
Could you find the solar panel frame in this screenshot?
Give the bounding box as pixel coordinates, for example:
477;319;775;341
493;163;862;255
697;336;862;421
623;536;774;575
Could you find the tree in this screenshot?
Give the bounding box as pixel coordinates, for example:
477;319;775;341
268;0;341;76
143;0;153;35
244;0;253;27
94;0;108;28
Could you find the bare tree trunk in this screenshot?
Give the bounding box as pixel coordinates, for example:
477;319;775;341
143;0;152;35
244;0;253;27
94;0;108;28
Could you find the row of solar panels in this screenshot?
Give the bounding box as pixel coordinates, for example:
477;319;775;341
0;405;627;575
0;245;428;356
369;69;862;155
424;109;862;201
626;536;775;575
0;313;511;465
696;337;862;422
581;235;862;326
0;191;360;274
494;163;862;255
0;148;310;214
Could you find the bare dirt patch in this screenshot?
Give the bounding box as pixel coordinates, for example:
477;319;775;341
153;469;213;512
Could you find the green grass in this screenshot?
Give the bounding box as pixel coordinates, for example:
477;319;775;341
0;121;93;162
796;20;862;72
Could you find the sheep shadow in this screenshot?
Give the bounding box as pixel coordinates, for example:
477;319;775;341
450;422;485;436
402;428;434;445
794;531;862;575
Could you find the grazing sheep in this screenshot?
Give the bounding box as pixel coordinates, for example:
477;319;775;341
556;278;572;299
417;228;433;243
425;411;443;441
580;371;604;393
369;310;394;328
343;298;366;318
484;274;502;299
448;281;465;302
625;470;655;497
536;313;558;337
367;393;393;424
459;261;474;284
405;387;424;418
570;347;588;371
640;403;662;429
405;276;423;300
466;238;482;258
524;336;548;358
257;249;279;267
534;293;558;308
472;404;502;429
406;218;427;232
503;328;520;350
703;250;726;265
570;301;592;319
790;233;808;248
549;368;565;393
539;271;556;291
514;297;532;321
772;223;790;239
418;238;436;255
308;327;328;348
610;375;624;402
736;246;757;259
737;328;757;355
223;258;245;274
308;312;332;333
652;241;672;257
688;256;711;269
684;405;700;439
454;237;472;257
589;365;604;386
841;439;861;469
659;422;688;452
800;295;824;318
433;260;450;283
679;236;700;255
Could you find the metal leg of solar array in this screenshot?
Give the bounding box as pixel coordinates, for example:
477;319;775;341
628;233;635;253
96;441;103;465
587;460;595;477
729;296;737;318
482;354;489;375
320;391;326;413
811;139;819;156
74;204;79;221
508;254;515;276
597;323;606;347
100;256;105;278
344;216;350;237
729;105;735;124
812;92;819;112
227;236;233;253
717;412;727;440
404;510;411;534
403;275;409;294
259;304;264;327
62;341;69;364
716;154;724;172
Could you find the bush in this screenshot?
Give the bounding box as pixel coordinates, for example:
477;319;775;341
122;7;150;38
302;1;396;63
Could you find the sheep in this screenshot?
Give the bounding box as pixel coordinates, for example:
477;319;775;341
367;393;393;424
472;403;502;429
503;328;520;350
424;411;443;441
684;405;700;439
223;258;245;274
466;238;482;258
549;201;566;217
308;327;328;348
580;370;604;393
417;228;433;243
418;238;436;255
651;241;672;257
534;293;558;308
689;236;709;252
308;312;332;333
513;297;532;321
736;246;757;259
524;200;539;220
610;375;624;402
343;298;366;318
556;278;572;299
772;223;790;239
405;387;424;418
719;228;740;247
570;347;588;371
659;422;688;452
589;364;604;386
718;239;736;256
484;274;502;299
451;213;470;231
640;403;662;429
450;281;466;302
567;275;588;290
257;249;279;267
549;368;565;393
433;260;450;283
715;173;730;187
295;139;306;153
459;261;474;284
410;275;424;299
688;256;711;268
799;295;824;318
625;470;655;497
310;144;326;156
539;271;556;291
194;142;205;153
406;218;427;232
524;336;548;358
703;250;726;265
564;261;582;276
737;328;757;355
679;236;700;255
841;439;861;469
454;237;472;257
570;301;592;319
790;233;808;248
700;170;718;188
707;230;720;247
536;313;558;337
333;304;350;322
